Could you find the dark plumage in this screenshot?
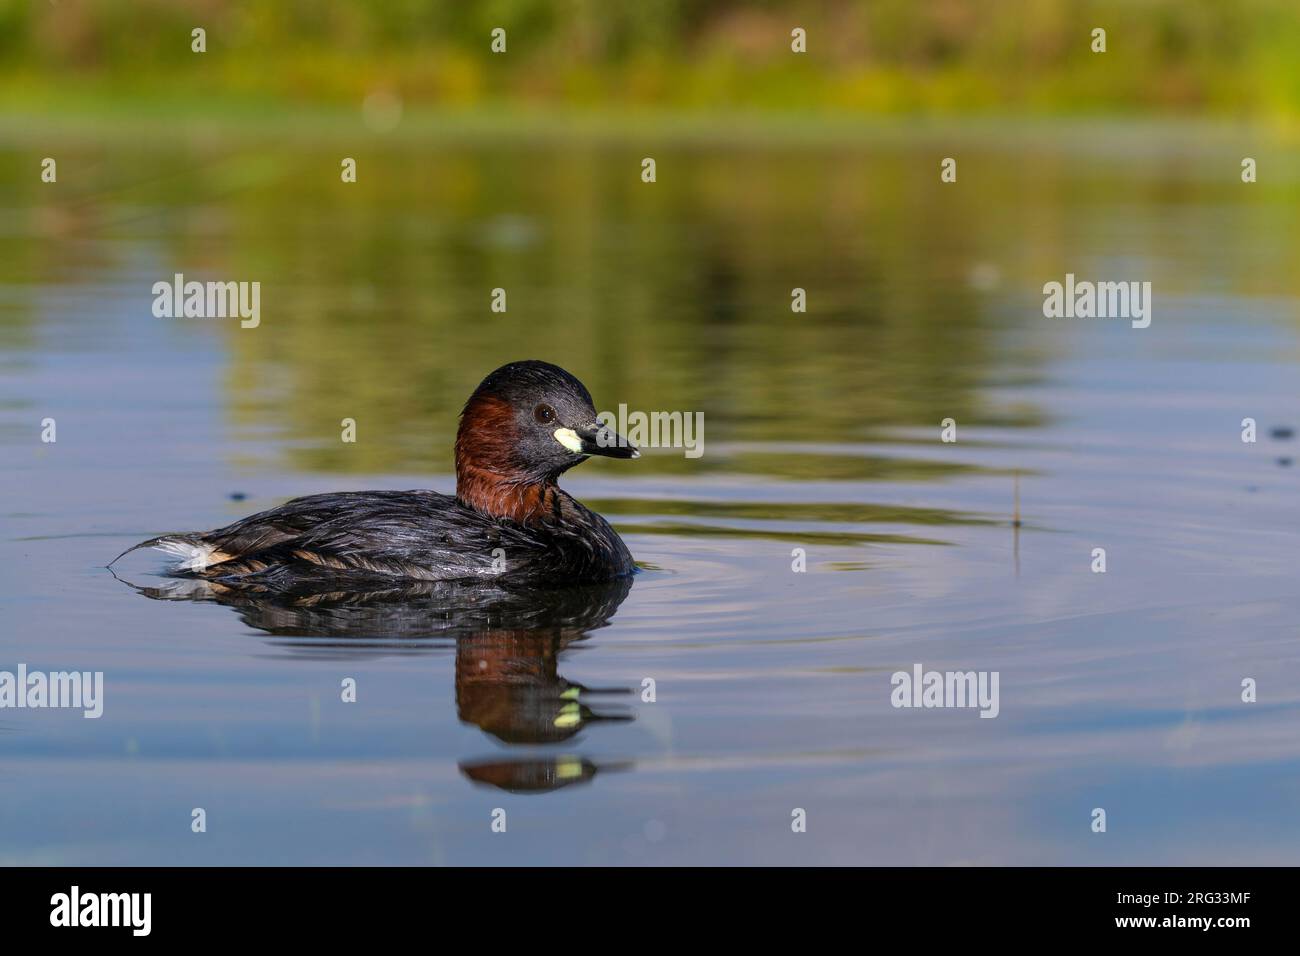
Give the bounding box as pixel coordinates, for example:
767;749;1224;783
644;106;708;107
114;361;639;589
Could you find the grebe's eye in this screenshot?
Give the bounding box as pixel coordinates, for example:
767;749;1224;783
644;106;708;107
534;404;556;425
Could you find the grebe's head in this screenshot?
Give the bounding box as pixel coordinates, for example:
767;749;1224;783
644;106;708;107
455;361;637;514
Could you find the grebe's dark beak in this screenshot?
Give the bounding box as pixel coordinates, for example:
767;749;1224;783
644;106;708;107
579;422;639;459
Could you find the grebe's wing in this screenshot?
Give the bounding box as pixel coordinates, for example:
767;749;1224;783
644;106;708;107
196;490;548;584
116;491;468;576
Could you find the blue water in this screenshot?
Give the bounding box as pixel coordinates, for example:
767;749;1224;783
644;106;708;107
2;124;1299;864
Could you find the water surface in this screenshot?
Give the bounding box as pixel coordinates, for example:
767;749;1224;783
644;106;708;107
2;122;1299;864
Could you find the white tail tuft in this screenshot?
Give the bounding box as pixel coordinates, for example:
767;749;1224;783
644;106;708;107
152;537;220;571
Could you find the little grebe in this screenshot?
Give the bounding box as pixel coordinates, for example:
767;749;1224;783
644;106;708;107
114;360;639;589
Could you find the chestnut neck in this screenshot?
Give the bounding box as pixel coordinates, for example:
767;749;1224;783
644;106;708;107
454;394;557;524
456;460;557;524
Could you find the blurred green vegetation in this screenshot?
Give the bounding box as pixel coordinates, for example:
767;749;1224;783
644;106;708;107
1;0;1298;121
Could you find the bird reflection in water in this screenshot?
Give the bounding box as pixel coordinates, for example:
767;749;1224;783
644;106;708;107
117;571;636;794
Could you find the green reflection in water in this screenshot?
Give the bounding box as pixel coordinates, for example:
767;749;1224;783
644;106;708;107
5;127;1297;485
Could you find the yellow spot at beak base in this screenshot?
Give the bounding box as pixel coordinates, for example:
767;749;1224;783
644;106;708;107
553;427;584;453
